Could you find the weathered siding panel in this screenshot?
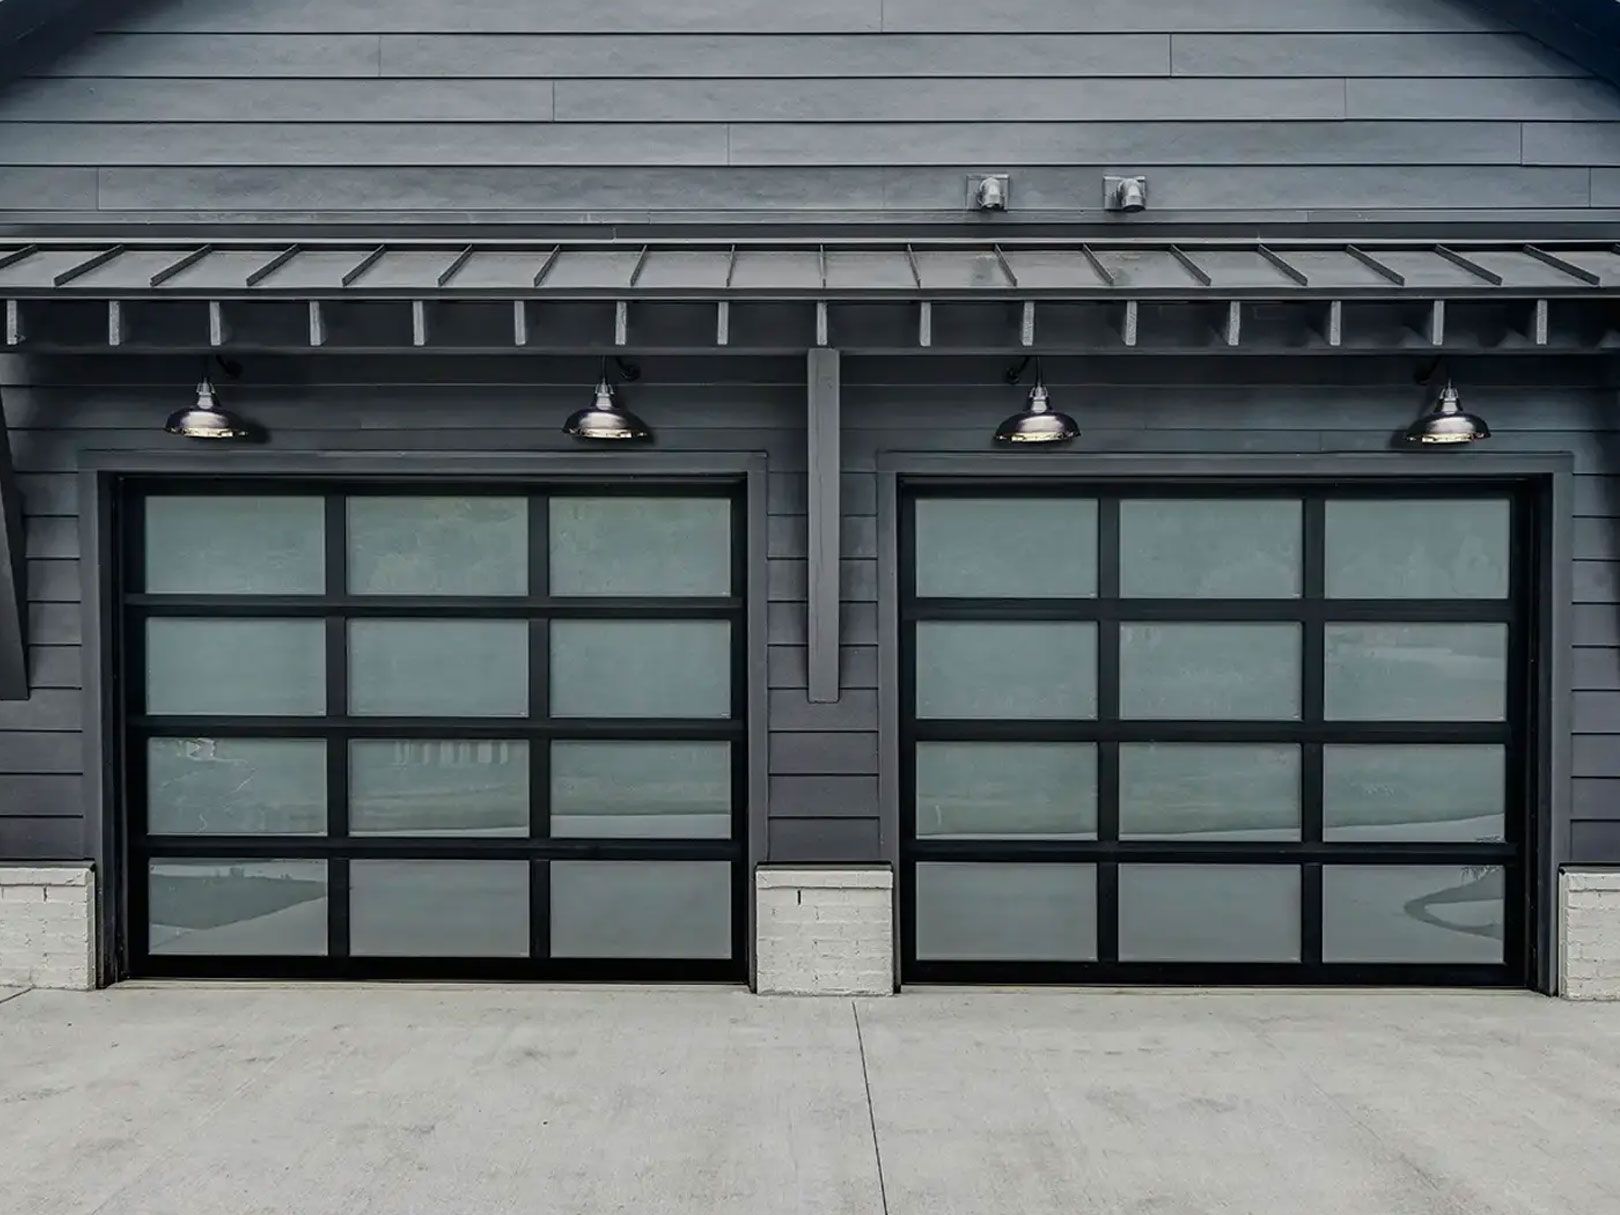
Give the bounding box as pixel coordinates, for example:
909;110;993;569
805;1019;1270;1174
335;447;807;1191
0;0;1615;223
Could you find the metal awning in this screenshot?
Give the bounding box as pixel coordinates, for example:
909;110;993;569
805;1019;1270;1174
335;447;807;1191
2;238;1618;300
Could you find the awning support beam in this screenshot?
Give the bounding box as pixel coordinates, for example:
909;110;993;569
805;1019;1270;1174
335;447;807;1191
806;348;841;704
0;393;28;699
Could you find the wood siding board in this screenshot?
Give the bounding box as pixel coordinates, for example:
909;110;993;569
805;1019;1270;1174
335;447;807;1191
768;774;879;816
1524;123;1620;166
0;773;82;816
0;122;731;167
89;165;1594;217
726;121;1525;167
0;815;83;857
553;78;1347;123
382;33;1171;78
767;816;880;862
769;688;879;731
769;731;879;774
877;0;1513;34
40;33;387;77
1571;820;1620;861
112;1;885;35
1347;77;1620;121
1173;33;1585;77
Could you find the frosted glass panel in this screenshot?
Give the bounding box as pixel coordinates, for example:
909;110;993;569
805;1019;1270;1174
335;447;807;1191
550;620;731;718
347;496;527;596
914;742;1096;839
552;740;731;838
1324;745;1505;842
146;619;325;716
1324;623;1506;721
915;622;1096;719
1326;499;1510;599
148;738;326;835
914;863;1096;961
1119;865;1300;962
1119;744;1300;841
350;860;528;957
550;497;731;597
914;498;1096;598
348;620;528;717
1120;623;1301;720
550;861;731;958
350;740;528;837
1323;865;1504;963
1120;499;1301;599
148;860;328;956
145;495;324;595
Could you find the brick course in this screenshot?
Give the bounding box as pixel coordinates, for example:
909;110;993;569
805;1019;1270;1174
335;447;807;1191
0;866;96;990
1560;869;1620;1000
756;866;893;996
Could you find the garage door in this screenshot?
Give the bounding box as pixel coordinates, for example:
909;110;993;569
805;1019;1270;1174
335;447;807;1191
122;481;746;980
900;484;1530;985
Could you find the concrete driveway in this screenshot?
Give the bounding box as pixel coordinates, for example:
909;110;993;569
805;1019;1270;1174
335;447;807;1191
3;985;1619;1215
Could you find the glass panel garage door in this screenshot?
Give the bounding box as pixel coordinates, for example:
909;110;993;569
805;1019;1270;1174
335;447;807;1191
901;485;1531;985
122;481;746;980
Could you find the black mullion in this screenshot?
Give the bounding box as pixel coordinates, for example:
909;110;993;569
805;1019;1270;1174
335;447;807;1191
1096;498;1121;961
323;492;350;960
902;599;1512;624
1300;496;1326;965
529;495;552;960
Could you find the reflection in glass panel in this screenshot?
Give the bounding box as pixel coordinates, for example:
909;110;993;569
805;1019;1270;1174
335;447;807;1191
552;741;731;838
145;496;325;595
915;742;1097;839
348;620;528;717
1322;865;1504;964
149;860;328;956
1120;623;1301;721
550;861;731;958
914;863;1096;961
550;497;731;597
1119;499;1301;599
1325;499;1510;600
550;620;731;719
148;738;326;836
1324;623;1506;721
914;498;1097;598
349;860;528;957
1119;744;1300;841
146;619;326;717
1323;745;1505;842
1118;865;1300;962
915;622;1097;720
347;496;527;596
350;740;529;837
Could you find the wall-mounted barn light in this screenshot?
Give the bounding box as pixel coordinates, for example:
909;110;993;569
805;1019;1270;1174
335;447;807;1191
1404;381;1490;446
164;376;255;440
995;358;1078;445
564;358;651;441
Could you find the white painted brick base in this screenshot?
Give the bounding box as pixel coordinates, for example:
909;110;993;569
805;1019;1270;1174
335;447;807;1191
756;866;893;996
0;866;96;990
1560;869;1620;1000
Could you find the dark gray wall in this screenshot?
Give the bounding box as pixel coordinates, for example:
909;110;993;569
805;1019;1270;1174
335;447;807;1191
0;351;1616;871
1;0;1620;226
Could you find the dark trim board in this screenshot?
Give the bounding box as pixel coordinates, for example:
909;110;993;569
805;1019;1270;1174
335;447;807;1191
79;448;770;988
876;450;1573;993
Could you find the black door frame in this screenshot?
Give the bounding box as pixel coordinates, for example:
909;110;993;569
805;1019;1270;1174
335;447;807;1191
876;452;1574;993
79;450;771;986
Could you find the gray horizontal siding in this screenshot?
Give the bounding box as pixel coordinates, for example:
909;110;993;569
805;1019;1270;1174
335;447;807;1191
0;351;1615;869
0;0;1614;223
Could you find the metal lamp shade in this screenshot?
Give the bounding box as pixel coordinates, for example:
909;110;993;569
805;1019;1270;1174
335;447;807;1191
994;382;1079;445
1404;383;1490;446
563;379;651;441
163;379;256;440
